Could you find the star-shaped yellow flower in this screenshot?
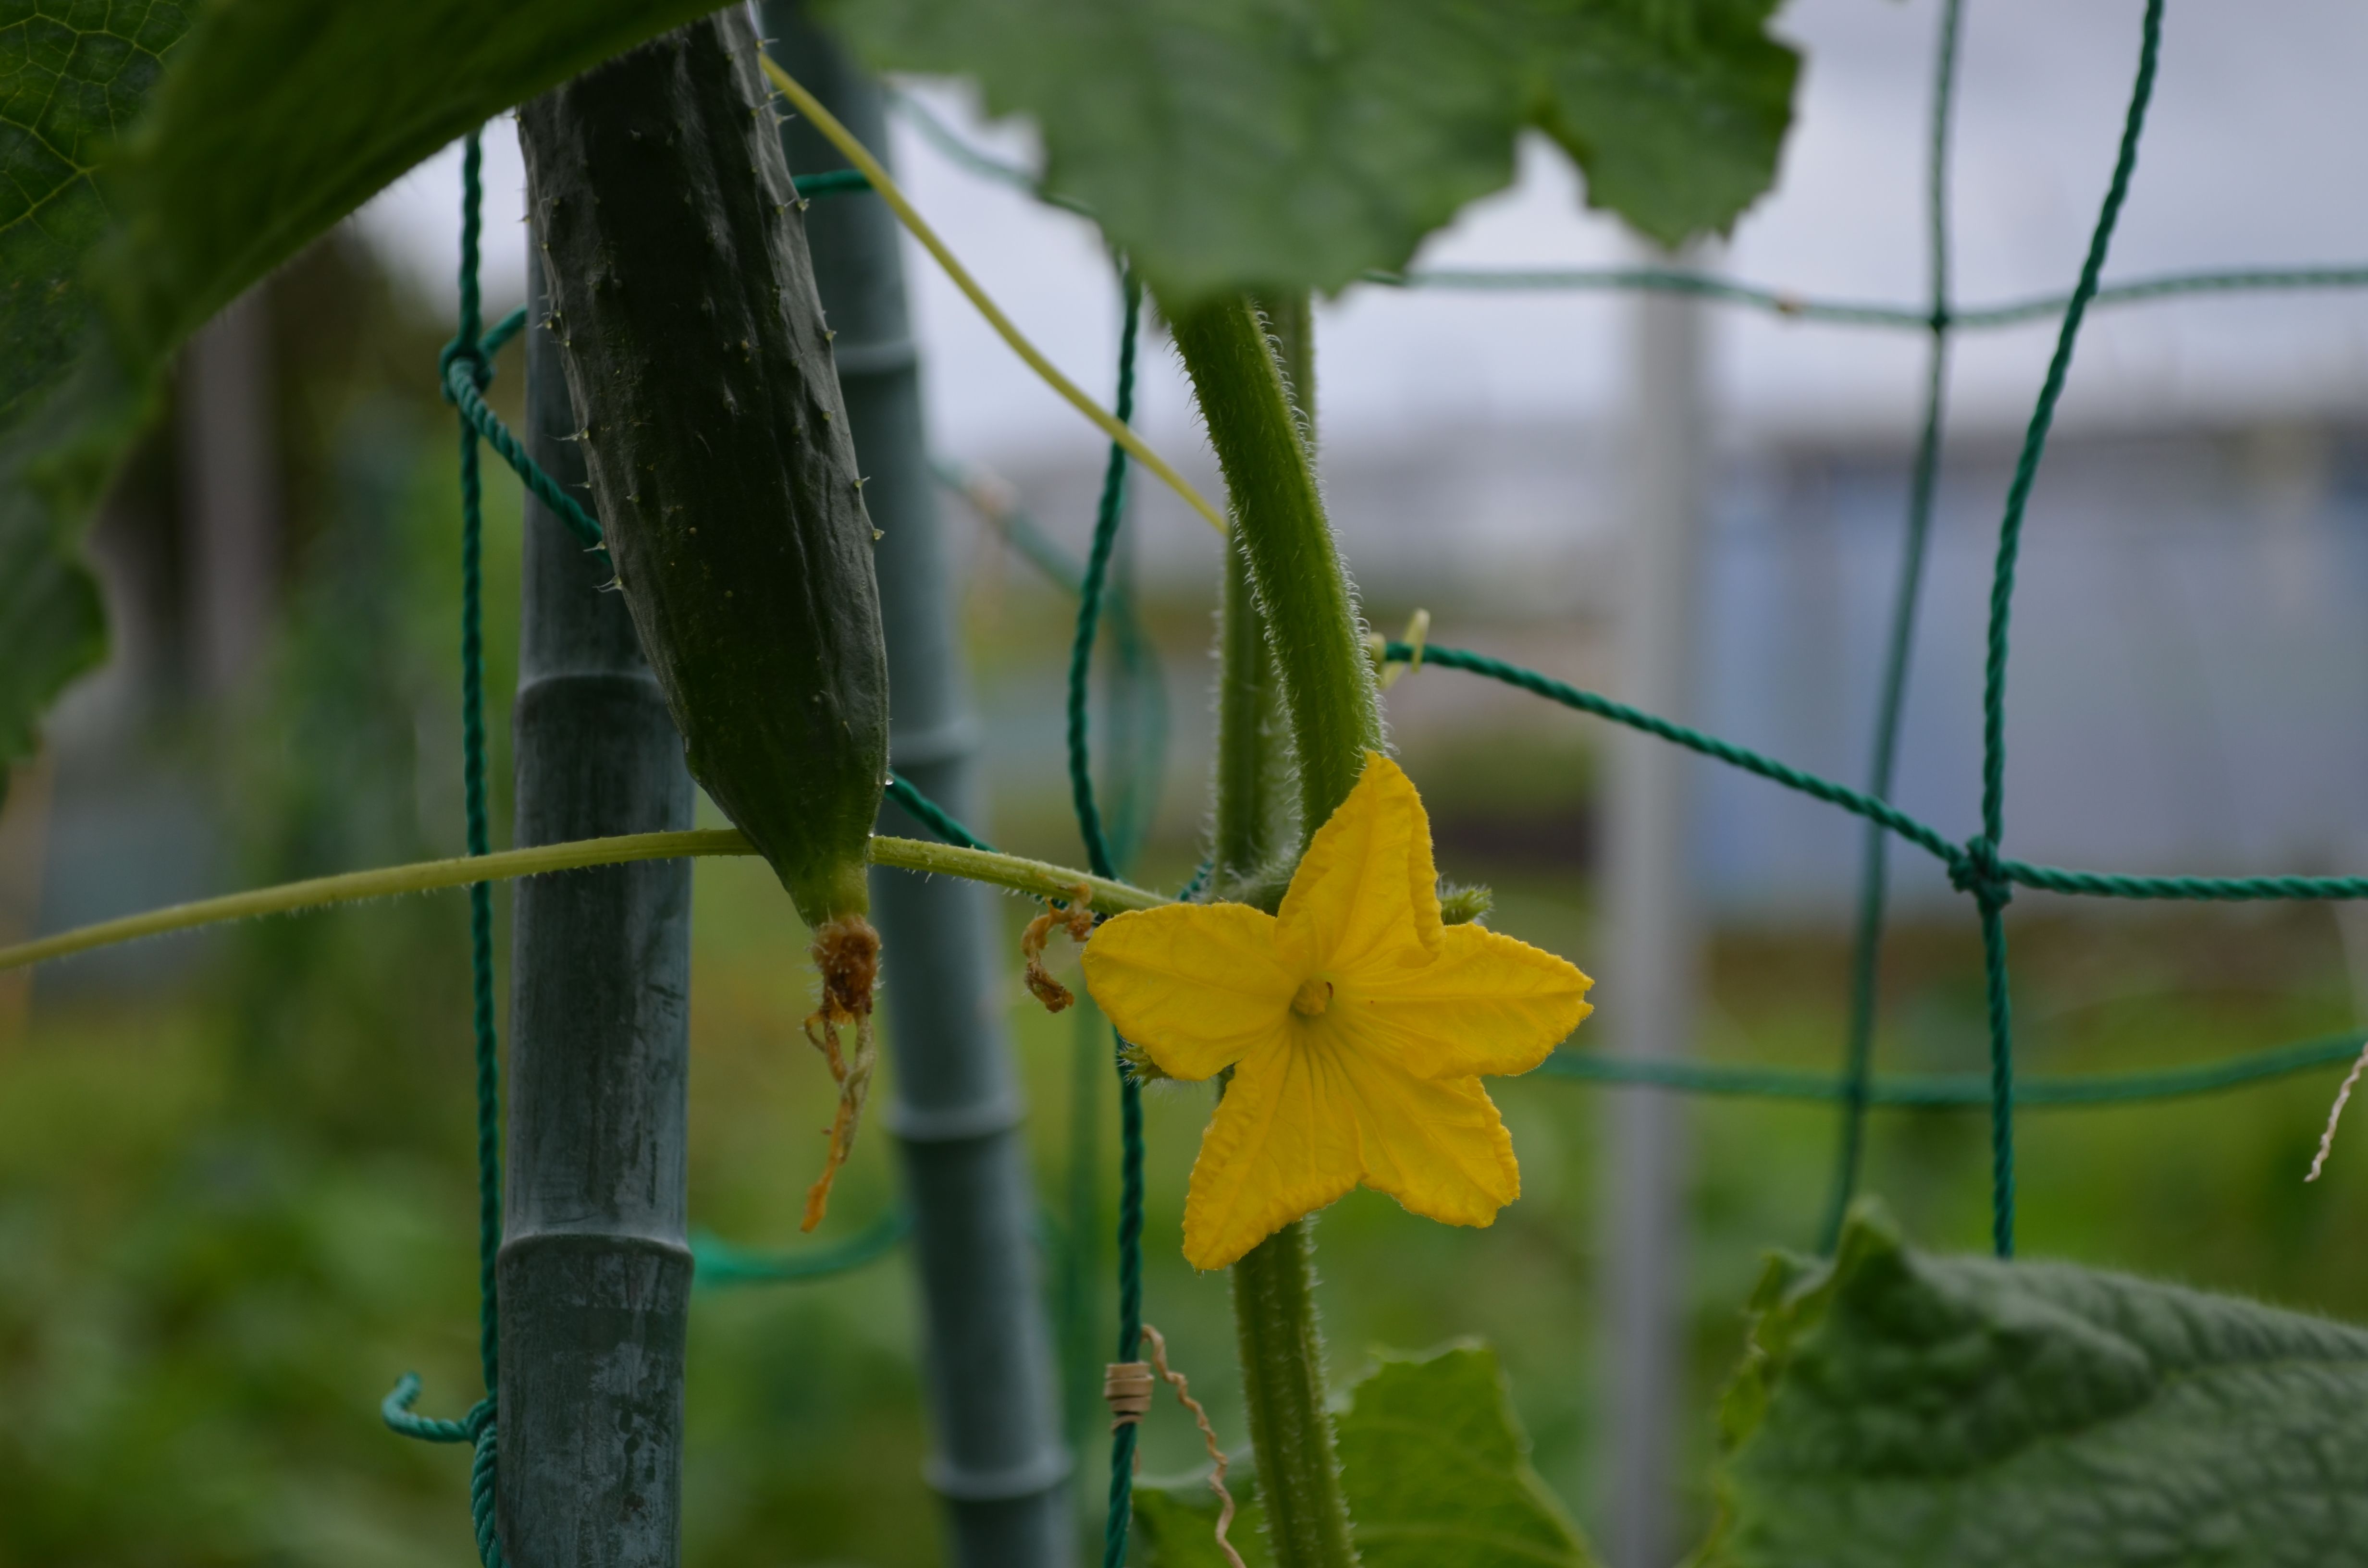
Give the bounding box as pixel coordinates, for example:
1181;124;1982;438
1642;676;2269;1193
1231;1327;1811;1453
1082;752;1594;1270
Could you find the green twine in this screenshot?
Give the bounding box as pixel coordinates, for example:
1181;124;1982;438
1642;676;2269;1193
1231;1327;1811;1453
1382;644;1960;862
453;128;503;1418
887;771;993;852
935;458;1168;864
444;360;604;555
794;167;871;198
1366;262;2368;331
1376;643;2368;906
690;1207;913;1287
1537;1029;2368;1108
1068;266;1142;885
1972;0;2165;1256
1821;0;1965;1257
385;126;505;1568
1056;264;1147;1568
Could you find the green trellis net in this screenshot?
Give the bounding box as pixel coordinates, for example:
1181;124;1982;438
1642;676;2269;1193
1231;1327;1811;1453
402;0;2368;1557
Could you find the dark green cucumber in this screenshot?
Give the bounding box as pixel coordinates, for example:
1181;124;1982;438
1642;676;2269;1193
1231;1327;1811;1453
517;8;886;936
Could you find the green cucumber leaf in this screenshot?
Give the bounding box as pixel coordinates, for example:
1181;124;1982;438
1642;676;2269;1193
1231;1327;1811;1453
87;0;726;371
0;0;194;796
1134;1341;1597;1568
0;1;187;424
1700;1203;2368;1568
1133;1483;1270;1568
1337;1342;1597;1568
0;0;722;787
822;0;1800;298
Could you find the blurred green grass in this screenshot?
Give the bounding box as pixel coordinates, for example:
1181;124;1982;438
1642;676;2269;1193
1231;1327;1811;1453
15;745;2368;1563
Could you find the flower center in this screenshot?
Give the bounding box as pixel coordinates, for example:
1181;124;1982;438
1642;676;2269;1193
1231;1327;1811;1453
1290;978;1333;1017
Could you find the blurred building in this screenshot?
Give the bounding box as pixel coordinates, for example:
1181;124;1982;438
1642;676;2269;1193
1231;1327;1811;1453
6;237;453;1001
983;408;2368;917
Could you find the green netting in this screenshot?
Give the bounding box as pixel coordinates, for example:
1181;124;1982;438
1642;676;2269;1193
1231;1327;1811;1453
404;0;2368;1554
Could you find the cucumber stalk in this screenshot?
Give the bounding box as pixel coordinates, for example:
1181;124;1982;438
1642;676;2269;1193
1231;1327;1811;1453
1211;291;1312;896
1173;288;1366;1568
1167;294;1381;833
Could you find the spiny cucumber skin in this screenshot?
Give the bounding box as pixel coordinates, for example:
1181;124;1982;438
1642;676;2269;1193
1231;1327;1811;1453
518;10;885;929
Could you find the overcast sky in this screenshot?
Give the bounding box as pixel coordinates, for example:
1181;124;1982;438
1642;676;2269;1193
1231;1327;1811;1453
356;0;2368;475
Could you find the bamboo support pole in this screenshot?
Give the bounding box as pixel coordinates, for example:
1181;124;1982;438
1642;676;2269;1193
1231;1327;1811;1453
493;237;696;1565
762;10;1075;1564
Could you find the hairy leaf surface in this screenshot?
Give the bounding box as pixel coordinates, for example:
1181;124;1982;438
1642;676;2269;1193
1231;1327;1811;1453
1702;1206;2368;1568
825;0;1799;297
1134;1342;1596;1568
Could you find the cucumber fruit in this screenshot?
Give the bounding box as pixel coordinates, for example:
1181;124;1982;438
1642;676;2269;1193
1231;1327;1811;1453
518;9;888;1226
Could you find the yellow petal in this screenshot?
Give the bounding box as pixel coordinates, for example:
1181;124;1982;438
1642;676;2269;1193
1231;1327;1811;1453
1335;1041;1522;1228
1277;753;1441;975
1081;903;1298;1082
1342;924;1593;1080
1181;1033;1362;1270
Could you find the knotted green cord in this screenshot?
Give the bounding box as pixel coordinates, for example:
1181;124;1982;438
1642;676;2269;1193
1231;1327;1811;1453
1823;0;1965;1257
1373;642;2368;905
443;341;604;555
384;127;504;1568
1973;0;2165;1257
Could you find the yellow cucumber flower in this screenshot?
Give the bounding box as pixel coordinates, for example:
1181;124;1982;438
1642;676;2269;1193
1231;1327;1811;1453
1082;752;1594;1270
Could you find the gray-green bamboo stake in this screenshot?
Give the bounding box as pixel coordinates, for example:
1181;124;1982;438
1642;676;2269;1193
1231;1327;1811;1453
494;237;696;1564
760;10;1074;1566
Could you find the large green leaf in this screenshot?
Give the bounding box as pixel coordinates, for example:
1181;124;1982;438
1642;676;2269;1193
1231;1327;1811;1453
824;0;1799;298
1701;1205;2368;1568
1134;1342;1597;1568
87;0;725;372
0;0;720;788
0;1;193;793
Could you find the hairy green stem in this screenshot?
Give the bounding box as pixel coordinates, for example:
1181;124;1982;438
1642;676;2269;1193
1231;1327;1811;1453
1176;288;1363;1568
1253;292;1315;424
0;832;1167;974
1209;291;1313;889
1213;540;1288;885
1231;1219;1352;1567
1167;292;1380;834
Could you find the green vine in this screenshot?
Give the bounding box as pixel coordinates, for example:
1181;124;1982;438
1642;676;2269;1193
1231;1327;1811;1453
1209;292;1313;896
1167;293;1382;833
0;827;1167;976
1169;286;1370;1568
